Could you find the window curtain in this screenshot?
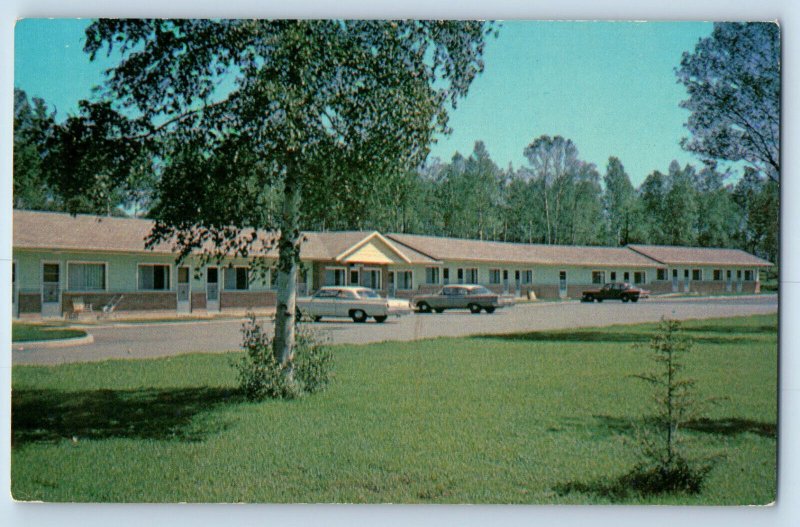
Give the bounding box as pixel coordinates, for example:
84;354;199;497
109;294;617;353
69;263;105;291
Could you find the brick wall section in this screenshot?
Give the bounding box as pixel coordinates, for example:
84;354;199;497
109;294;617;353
62;292;177;313
220;291;277;309
18;293;41;313
191;292;207;310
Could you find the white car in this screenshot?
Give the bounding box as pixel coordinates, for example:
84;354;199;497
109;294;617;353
297;286;413;323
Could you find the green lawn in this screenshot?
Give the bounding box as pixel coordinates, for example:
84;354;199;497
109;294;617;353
12;322;87;342
11;315;777;504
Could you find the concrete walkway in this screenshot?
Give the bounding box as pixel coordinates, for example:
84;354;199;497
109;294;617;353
12;294;778;365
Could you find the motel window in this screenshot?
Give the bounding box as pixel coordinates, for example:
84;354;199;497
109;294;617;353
138;264;171;291
68;262;106;291
713;269;722;281
363;268;382;289
43;263;60;283
324;268;347;286
684;269;690;279
465;268;479;284
396;271;413;290
727;270;732;280
224;267;249;290
692;269;702;281
442;268;450;285
350;269;360;285
623;271;630;281
457;268;464;284
745;270;754;281
425;267;440;285
610;271;617;281
489;269;501;284
737;270;742;280
656;269;666;281
592;271;605;284
634;271;645;284
521;270;533;284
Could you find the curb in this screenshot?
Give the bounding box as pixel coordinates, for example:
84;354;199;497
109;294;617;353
13;333;94;351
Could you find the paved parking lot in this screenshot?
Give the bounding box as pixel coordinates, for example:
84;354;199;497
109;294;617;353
12;295;778;365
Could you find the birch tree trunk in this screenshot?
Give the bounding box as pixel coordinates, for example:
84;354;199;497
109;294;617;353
273;167;302;370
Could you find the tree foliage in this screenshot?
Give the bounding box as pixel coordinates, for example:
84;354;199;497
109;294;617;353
76;19;493;368
13;88;57;210
677;22;780;182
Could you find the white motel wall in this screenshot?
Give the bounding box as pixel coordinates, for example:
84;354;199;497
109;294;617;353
12;210;772;318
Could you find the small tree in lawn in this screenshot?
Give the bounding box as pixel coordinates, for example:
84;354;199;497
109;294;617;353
630;318;715;494
53;20;493;391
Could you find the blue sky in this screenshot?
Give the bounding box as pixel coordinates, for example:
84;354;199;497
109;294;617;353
14;19;713;186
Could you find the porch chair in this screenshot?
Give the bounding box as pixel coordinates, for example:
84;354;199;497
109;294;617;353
70;297;93;319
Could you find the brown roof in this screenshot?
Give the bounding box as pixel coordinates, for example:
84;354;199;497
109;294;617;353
388;233;662;267
13;209;173;254
13;211;771;268
627;245;773;267
11;210;437;264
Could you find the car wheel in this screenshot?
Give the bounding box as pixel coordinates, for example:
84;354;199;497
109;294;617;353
417;302;432;314
621;296;629;303
351;309;367;323
597;298;602;303
374;315;387;323
484;306;496;314
583;295;592;303
468;303;481;314
434;308;444;313
631;297;639;303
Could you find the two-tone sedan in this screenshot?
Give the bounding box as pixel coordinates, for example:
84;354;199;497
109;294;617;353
411;284;515;314
581;282;650;303
296;286;412;323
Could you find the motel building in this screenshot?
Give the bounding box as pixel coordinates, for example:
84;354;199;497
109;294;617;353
12;210;773;319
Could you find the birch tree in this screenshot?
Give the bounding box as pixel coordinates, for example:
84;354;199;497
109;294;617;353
63;19;491;372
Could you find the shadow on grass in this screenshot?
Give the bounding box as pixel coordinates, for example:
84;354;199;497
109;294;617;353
12;386;245;447
476;331;762;346
680;324;777;335
553;460;713;501
591;415;776;439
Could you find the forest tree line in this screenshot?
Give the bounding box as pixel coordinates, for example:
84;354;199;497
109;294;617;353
14;86;778;264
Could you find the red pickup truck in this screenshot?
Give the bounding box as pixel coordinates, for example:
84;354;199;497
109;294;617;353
581;282;649;303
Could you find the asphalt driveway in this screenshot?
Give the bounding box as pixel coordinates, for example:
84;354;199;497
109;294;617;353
12;294;778;365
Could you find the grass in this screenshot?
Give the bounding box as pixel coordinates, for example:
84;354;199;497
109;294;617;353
11;314;777;504
12;322;87;342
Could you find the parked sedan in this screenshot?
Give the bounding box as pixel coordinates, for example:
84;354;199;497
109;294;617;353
296;286;412;323
412;284;515;314
581;282;650;303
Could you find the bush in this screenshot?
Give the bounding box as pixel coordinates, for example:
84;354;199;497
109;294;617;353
235;314;333;400
627;318;718;495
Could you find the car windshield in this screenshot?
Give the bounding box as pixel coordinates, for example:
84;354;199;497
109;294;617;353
358;289;380;298
471;286;492;295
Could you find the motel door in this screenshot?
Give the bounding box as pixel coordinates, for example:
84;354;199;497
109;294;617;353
502;270;509;294
387;271;396;297
726;270;732;292
514;270;521;297
736;270;743;293
683;269;690;293
206;267;220;312
559;271;568;299
177;266;191;313
41;262;62;318
672;269;679;292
